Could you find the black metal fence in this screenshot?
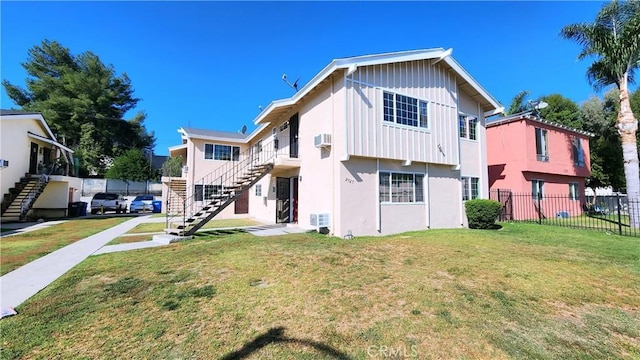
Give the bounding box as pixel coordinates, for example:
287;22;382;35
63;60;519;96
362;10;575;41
490;189;640;237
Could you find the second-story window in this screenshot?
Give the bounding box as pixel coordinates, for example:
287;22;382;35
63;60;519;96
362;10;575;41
383;91;428;129
572;138;584;167
459;115;478;140
205;144;240;161
535;128;548;162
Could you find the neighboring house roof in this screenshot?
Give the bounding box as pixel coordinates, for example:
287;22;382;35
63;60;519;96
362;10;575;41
487;111;595;137
179;127;247;143
251;48;504;130
0;109;67;147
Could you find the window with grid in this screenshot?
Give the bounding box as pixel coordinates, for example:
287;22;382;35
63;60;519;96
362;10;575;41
461;177;480;201
569;182;579;200
468;118;478;140
255;184;262;197
205;144;240;161
379;172;424;203
382;91;428;129
459;115;468;138
195;185;222;201
459;115;478;140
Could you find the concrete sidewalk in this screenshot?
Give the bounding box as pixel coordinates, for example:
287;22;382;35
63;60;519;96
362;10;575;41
0;215;154;309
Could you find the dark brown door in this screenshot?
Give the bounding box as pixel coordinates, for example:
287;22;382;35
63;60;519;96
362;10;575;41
42;148;52;166
276;177;290;223
292;177;298;223
289;113;299;158
29;142;39;174
234;190;249;214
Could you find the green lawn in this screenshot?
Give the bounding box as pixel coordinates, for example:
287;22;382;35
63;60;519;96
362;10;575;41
0;217;130;275
2;223;639;359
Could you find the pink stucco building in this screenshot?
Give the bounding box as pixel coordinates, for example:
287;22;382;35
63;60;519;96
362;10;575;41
487;112;593;220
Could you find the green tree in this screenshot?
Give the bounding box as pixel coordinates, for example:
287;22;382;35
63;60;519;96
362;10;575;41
580;90;626;190
561;0;640;227
2;40;155;175
104;149;157;181
161;155;184;177
538;94;582;128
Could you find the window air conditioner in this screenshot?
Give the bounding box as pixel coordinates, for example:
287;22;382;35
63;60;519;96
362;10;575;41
314;134;332;148
0;159;8;168
310;213;330;227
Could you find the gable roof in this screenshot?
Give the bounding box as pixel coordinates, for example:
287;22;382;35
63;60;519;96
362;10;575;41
179;127;247;143
487;111;595;137
252;48;504;128
0;109;58;142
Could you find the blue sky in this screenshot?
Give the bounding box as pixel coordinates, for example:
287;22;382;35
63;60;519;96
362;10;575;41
1;1;628;155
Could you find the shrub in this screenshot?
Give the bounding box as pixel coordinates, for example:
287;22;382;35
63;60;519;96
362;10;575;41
464;199;502;229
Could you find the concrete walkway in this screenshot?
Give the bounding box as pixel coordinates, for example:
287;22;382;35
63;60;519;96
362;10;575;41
0;217;307;309
0;215;154;309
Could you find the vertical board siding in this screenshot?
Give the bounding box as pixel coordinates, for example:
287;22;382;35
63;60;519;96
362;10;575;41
345;60;459;165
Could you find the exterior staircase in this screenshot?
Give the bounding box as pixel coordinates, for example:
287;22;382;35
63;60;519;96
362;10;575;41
1;174;50;222
166;179;186;214
165;139;278;236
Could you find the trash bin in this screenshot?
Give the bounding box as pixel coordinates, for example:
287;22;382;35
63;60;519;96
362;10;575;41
152;200;162;213
68;202;80;217
78;202;87;216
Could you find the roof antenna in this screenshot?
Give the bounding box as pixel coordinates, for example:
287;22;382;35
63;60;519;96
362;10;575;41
258;105;263;112
282;73;300;92
240;125;247;134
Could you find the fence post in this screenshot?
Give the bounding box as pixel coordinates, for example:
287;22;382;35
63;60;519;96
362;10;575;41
617;193;623;236
537;194;542;224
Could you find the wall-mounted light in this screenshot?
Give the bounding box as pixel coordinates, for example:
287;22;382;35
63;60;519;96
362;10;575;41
298;175;302;182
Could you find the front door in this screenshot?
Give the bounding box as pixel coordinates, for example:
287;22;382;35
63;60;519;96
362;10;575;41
234;190;249;214
29;142;39;174
276;177;290;223
289;113;299;158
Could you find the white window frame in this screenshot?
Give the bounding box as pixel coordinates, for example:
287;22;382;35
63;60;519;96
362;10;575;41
461;176;480;201
383;91;429;130
535;128;548;162
379;171;425;204
204;143;240;161
194;184;223;201
569;182;579;200
255;184;262;197
459;114;478;141
532;179;545;199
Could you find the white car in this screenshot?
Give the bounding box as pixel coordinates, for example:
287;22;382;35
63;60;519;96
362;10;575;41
129;195;154;213
90;193;128;214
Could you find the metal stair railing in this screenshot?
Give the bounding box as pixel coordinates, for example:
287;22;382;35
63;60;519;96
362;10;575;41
19;170;52;221
165;136;290;233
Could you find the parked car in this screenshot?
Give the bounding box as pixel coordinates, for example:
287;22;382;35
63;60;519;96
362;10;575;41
129;195;154;213
90;193;128;214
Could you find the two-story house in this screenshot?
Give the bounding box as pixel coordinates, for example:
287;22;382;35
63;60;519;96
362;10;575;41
1;110;82;221
162;48;503;237
487;111;593;220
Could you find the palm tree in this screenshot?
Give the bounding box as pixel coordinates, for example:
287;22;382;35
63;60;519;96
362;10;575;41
505;90;531;115
561;0;640;227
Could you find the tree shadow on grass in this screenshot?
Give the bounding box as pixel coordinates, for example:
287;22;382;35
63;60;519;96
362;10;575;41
219;327;351;360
